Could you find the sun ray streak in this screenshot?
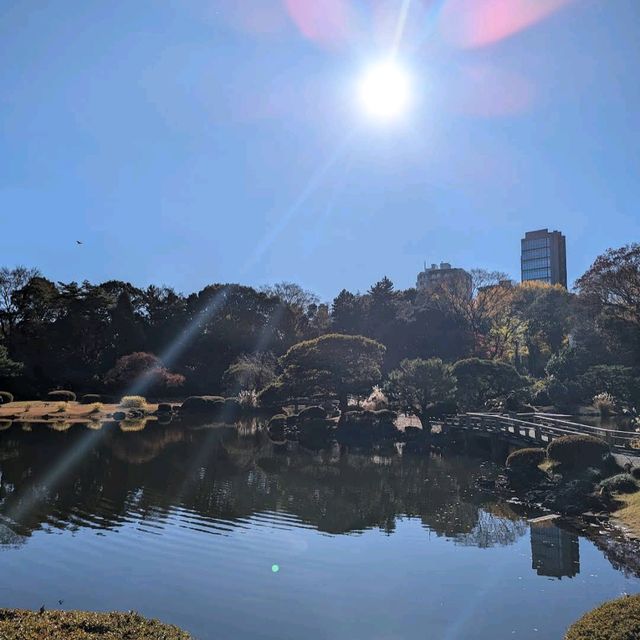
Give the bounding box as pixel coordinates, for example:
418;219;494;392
391;0;413;58
2;427;109;530
241;127;359;275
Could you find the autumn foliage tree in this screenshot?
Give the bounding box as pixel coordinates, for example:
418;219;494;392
104;352;185;395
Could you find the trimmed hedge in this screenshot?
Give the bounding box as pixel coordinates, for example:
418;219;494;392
506;448;546;471
179;396;225;414
0;608;192;639
47;390;76;402
565;594;640;640
268;414;287;429
156;403;173;414
599;473;638;494
0;391;14;404
80;394;102;405
267;414;287;440
547;435;610;468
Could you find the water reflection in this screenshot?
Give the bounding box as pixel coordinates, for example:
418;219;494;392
0;418;630;586
0;419;521;545
530;520;580;579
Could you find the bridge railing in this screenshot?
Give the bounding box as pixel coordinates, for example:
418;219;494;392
441;412;640;452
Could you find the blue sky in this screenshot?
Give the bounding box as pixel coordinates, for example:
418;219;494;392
1;0;638;300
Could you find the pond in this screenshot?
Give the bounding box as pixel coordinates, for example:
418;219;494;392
0;419;638;639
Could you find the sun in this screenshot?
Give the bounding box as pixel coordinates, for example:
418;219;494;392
357;60;412;122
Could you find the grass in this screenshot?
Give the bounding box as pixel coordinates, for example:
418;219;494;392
565;594;640;639
615;492;640;537
0;609;192;639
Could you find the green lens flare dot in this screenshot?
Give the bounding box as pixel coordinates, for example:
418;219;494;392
271;564;280;573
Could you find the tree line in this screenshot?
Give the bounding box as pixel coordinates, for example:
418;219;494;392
0;243;638;412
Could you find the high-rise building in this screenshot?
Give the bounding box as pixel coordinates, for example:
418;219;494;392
521;229;567;287
416;262;472;298
530;520;580;579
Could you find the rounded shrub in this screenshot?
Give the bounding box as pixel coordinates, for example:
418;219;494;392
156;403;173;414
267;413;287;440
0;391;14;404
298;405;327;421
598;473;638;494
80;394;102;405
547;435;610;469
47;390;76;402
506;448;546;472
565;594;640;640
373;409;398;423
179;396;225;414
268;414;287;429
120;395;147;409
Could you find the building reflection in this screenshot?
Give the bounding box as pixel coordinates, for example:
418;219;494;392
530;520;580;579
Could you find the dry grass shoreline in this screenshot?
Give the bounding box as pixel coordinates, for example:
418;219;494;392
0;609;192;639
0;400;160;424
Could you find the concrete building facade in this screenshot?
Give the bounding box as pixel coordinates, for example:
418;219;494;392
416;262;472;298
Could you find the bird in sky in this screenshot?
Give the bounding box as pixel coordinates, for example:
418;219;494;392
76;240;83;245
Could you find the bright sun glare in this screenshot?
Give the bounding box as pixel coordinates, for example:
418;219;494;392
358;60;412;122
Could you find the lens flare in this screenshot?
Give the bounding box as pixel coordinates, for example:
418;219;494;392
358;60;412;122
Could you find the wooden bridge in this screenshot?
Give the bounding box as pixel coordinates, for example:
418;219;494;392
433;412;639;454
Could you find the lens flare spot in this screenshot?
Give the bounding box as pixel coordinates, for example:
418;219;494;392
272;564;280;573
357;60;412;122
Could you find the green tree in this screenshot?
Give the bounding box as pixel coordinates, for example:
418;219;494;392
452;358;527;410
385;358;457;427
0;345;22;378
222;352;277;393
276;333;386;411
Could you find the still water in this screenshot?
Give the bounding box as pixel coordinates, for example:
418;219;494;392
0;419;638;639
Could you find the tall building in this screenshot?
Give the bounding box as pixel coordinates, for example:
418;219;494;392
530;520;580;579
416;262;472;298
521;229;567;287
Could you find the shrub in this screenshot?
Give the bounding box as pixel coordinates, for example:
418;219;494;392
547;435;610;469
237;390;258;409
0;391;14;404
298;405;327;421
599;473;638;494
257;382;286;409
80;394;102;404
632;466;640;481
546;378;585;410
120;395;147;409
531;382;551;407
373;409;398;424
505;448;546;472
593;392;615;416
362;386;388;411
565;594;640;640
179;396;225;414
267;413;287;440
47;390;76;402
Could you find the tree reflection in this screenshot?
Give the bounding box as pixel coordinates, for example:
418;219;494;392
0;421;523;549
